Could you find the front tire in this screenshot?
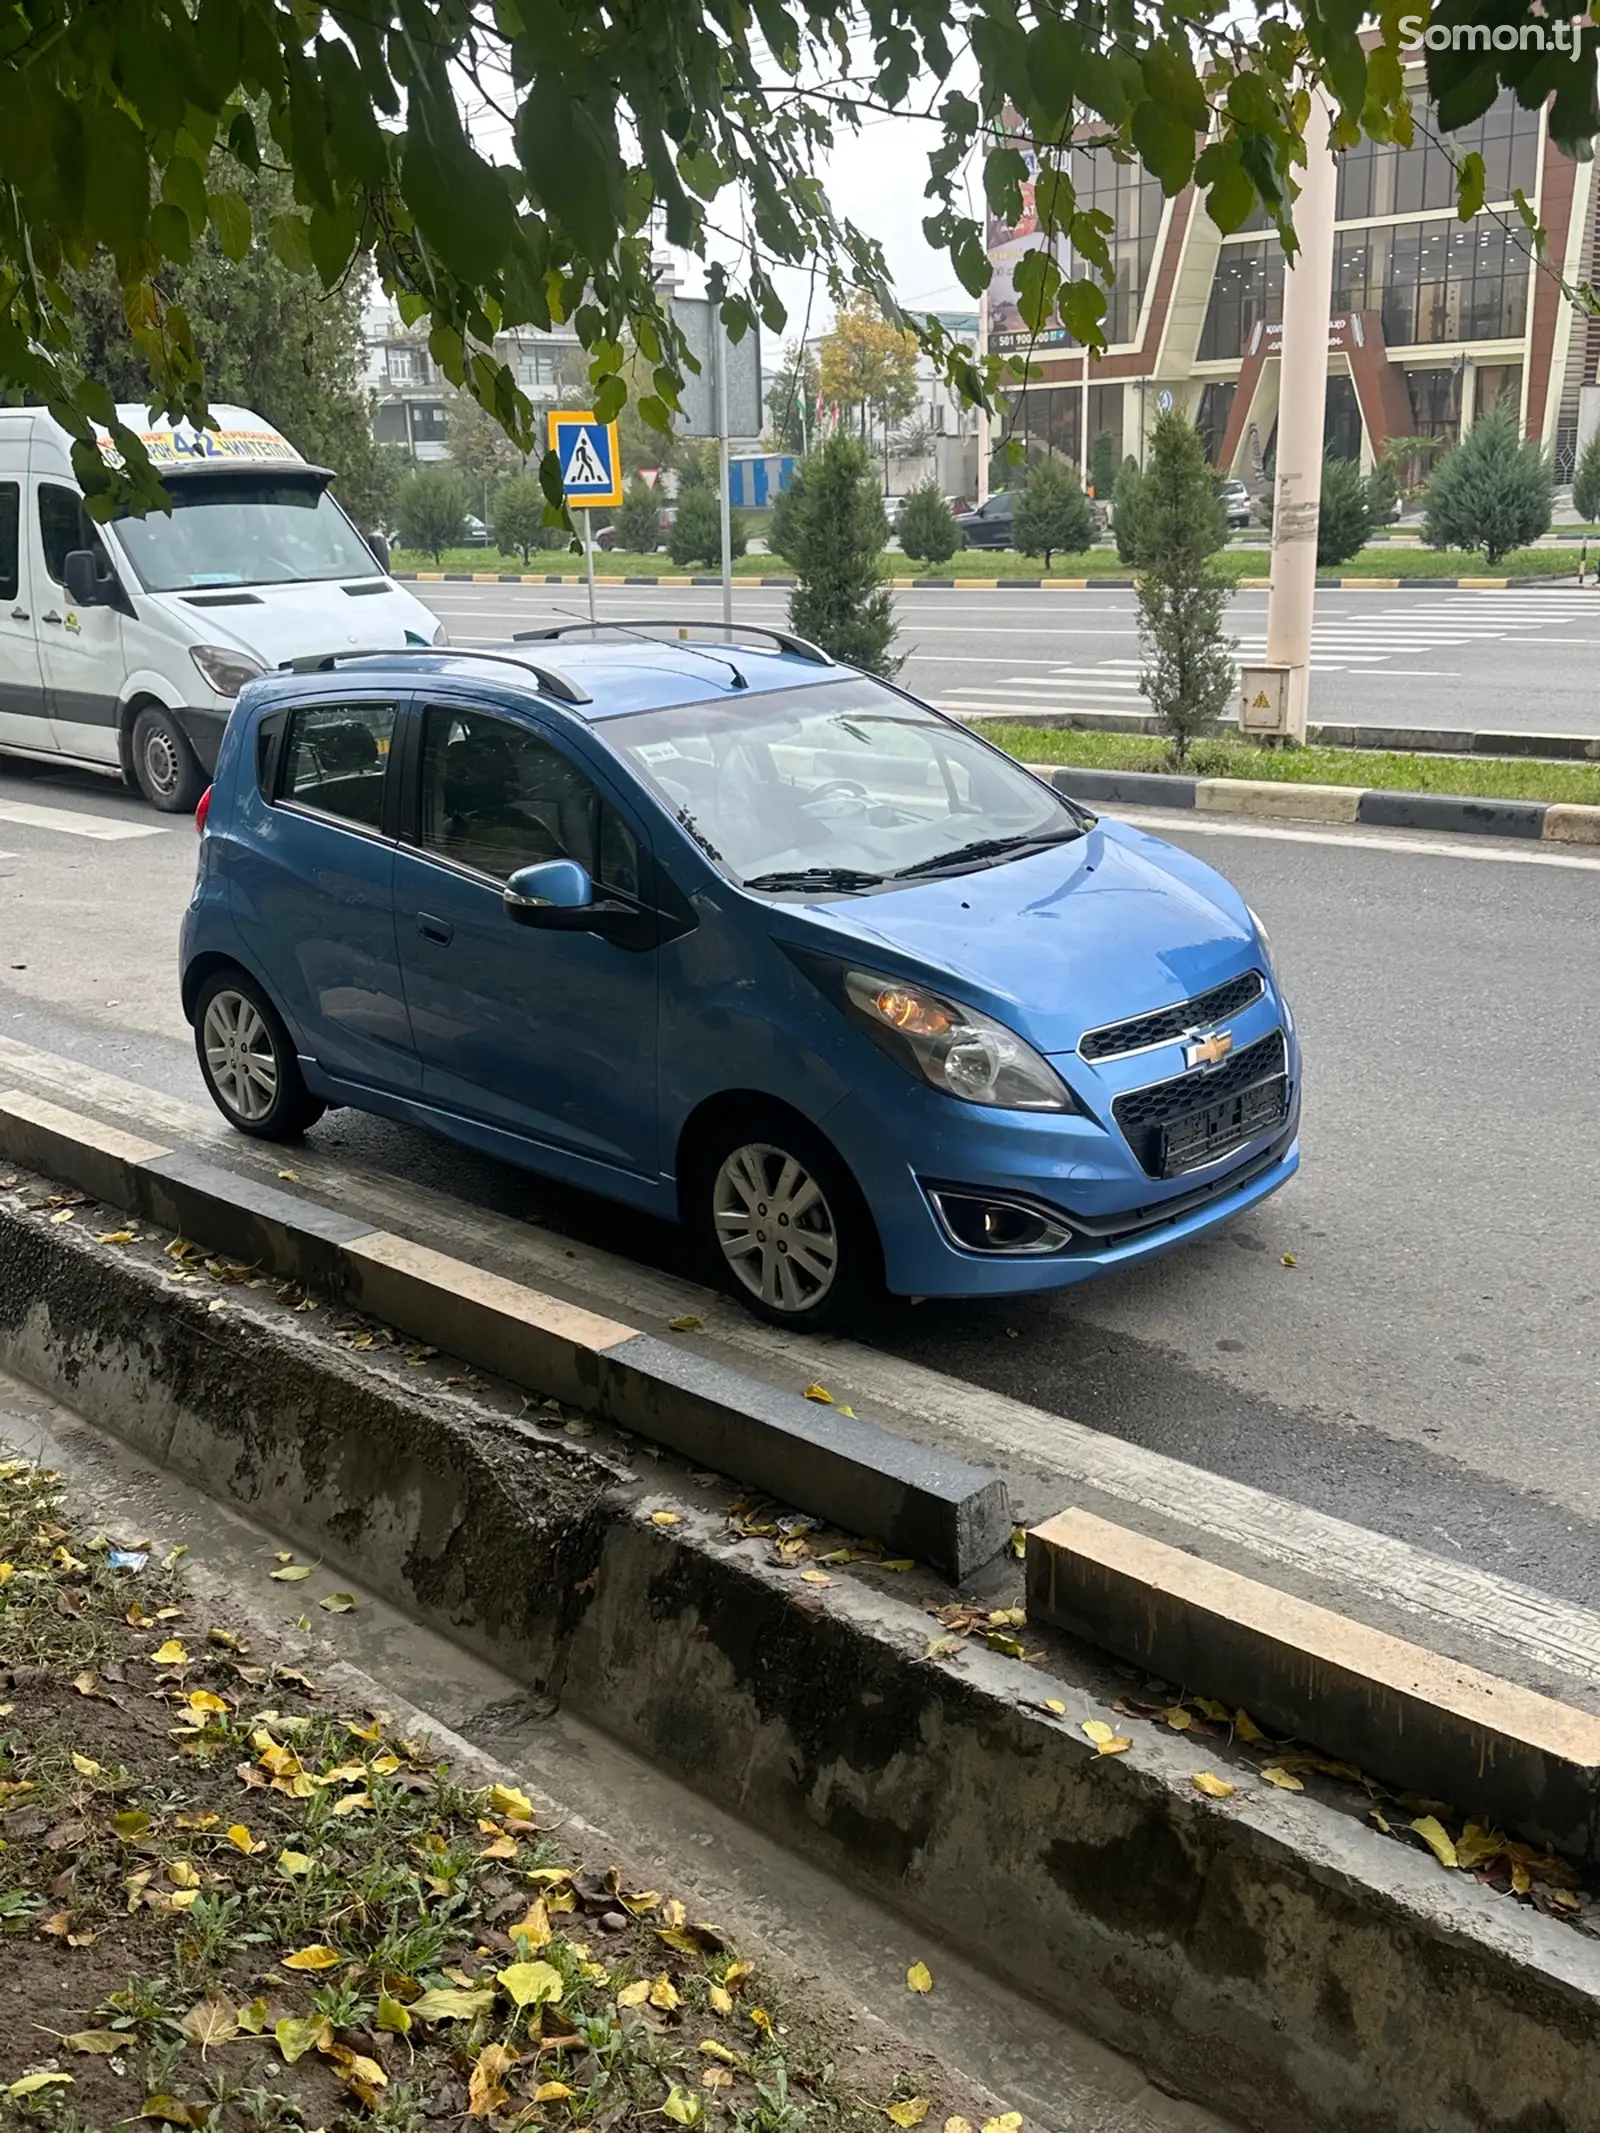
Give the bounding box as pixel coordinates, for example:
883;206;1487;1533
694;1114;883;1331
131;705;206;813
193;969;325;1141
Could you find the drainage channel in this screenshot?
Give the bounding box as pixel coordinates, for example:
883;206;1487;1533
0;1362;1229;2133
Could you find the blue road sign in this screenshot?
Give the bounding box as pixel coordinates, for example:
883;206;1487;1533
548;411;622;507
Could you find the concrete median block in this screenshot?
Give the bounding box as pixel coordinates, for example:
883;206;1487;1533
1541;804;1600;845
343;1229;635;1412
1041;765;1195;808
1357;790;1546;838
595;1333;1011;1578
1027;1507;1600;1855
136;1152;377;1286
1194;778;1360;824
0;1090;170;1211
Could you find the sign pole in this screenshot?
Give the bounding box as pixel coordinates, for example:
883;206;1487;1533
583;508;596;625
715;313;734;628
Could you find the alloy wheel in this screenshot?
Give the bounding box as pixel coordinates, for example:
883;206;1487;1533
201;989;280;1124
712;1141;840;1315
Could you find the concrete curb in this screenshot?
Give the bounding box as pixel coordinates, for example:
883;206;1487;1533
395;570;1582;593
1029;1510;1600;1857
0;1091;1009;1580
2;1199;1597;2133
967;705;1600;764
1038;764;1600;844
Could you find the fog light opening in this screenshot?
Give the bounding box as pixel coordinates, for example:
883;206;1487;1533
929;1190;1074;1256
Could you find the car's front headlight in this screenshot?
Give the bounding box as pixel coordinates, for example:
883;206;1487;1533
189;645;265;699
842;969;1074;1112
431;619;449;647
1247;905;1278;981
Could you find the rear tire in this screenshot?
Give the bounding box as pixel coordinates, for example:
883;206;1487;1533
193;968;325;1141
691;1110;883;1331
131;705;206;813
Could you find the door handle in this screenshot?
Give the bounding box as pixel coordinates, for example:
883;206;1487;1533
8;608;26;623
416;912;454;945
40;609;62;625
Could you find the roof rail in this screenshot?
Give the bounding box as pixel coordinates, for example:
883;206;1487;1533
275;645;591;705
512;618;833;667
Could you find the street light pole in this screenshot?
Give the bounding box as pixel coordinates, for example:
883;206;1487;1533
976;288;990;506
714;311;734;629
1264;85;1337;743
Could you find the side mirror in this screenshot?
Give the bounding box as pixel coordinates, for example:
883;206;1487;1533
64;549;111;608
367;531;390;572
504;857;595;924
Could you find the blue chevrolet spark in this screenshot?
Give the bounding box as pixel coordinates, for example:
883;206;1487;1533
181;623;1300;1328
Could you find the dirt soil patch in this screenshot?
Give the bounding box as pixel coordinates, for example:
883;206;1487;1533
0;1453;1013;2133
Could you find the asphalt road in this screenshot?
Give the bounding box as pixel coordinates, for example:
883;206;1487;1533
417;577;1600;738
2;748;1599;1615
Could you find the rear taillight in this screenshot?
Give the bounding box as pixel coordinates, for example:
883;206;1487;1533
194;785;212;836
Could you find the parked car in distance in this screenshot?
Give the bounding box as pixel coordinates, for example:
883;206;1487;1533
182;623;1299;1328
462;515;491;547
945;495;975;518
958;490;1017;548
1219;478;1252;529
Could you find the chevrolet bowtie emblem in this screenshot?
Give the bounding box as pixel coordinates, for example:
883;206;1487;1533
1184;1029;1234;1070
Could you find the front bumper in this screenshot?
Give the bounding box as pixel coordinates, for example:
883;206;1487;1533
824;989;1301;1298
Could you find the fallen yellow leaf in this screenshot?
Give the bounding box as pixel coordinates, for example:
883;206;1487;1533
179;1998;239;2048
1261;1766;1304;1792
650;1973;680;2011
62;2032;122;2055
1233;1710;1267;1744
281;1943;343;1972
8;2075;73;2099
188;1689;229;1716
497;1959;563;2008
488;1782;533;1820
886;2100;930;2128
616;1979;653;2009
946;2119;974;2133
1162;1705;1194;1732
468;2042;518;2119
510;1897;552;1945
168;1860;201;1888
668;1315;702;1332
275;2013;332;2063
650;1511;681;1527
151;1640;189;1666
803;1383;834;1403
1191;1772;1236;1800
663;2084;704;2126
534;2082;576;2102
277;1850;312;1876
1410;1815;1459;1869
699;2041;741;2066
906;1961;933;1994
407;1986;496;2022
1080;1720;1132;1757
269;1564;311;1582
707;1983;734;2017
800;1569;832;1586
71;1752;102;1777
376;1993;412;2036
982;2116;1023;2133
318;1592;356;1613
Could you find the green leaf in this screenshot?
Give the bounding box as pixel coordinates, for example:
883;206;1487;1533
148;202;192;267
268;214;315;273
1455;150;1486;223
1131;99;1197;195
593;375;626;423
1059;279;1108;346
517;75;624;263
404;81;515;286
983;146;1030;220
1014;247;1062;334
309;202;361;288
160;155;208;233
83;105;150;254
208;190;251;263
1198;146;1258;235
1025;20;1083;119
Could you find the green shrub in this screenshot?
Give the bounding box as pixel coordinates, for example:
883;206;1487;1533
1135;412;1233;763
395;467;468;561
786;435;897;673
1011;455;1094;566
615;477;663;553
1423;402;1553;566
896;479;960;566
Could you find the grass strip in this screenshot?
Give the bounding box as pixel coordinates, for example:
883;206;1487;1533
976;723;1600;807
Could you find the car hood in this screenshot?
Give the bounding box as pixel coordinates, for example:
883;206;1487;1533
778;819;1257;1055
143;576;440;668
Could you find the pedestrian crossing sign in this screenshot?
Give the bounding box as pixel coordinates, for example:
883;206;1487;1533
548;410;622;508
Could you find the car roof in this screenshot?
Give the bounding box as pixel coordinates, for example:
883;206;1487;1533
245;630;847;724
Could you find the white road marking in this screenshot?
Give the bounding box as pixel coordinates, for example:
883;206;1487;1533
1112;809;1600;869
0;799;166;841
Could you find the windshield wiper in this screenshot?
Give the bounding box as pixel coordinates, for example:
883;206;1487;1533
890;827;1082;880
742;865;885;893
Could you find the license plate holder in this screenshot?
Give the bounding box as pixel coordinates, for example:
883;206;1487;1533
1159;1075;1287;1177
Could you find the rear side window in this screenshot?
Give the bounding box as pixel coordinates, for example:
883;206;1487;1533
0;481;17;602
279;701;397;830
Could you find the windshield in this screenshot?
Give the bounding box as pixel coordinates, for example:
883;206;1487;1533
111;473;380;592
601;677;1083;889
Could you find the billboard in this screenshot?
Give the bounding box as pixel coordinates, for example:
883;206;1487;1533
987;134;1071;356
